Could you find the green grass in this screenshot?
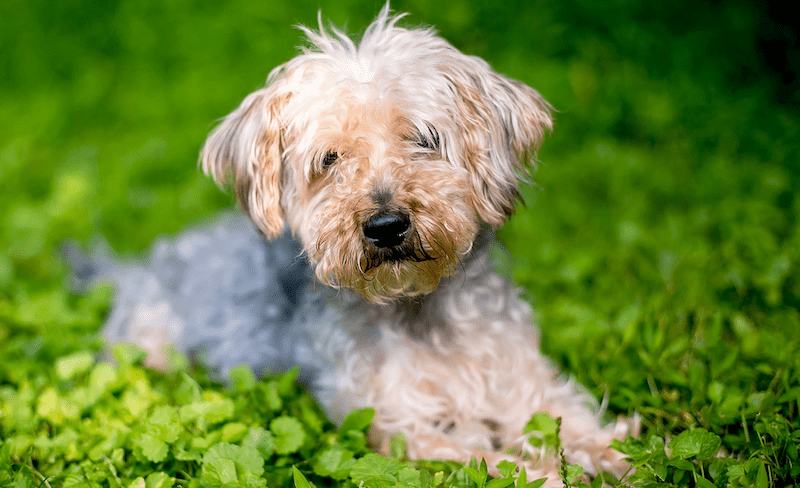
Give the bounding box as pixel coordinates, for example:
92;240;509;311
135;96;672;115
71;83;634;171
1;0;799;486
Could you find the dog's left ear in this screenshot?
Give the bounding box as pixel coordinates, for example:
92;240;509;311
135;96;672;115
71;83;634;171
442;60;552;226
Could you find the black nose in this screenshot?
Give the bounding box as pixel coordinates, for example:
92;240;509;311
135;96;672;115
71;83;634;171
362;212;411;248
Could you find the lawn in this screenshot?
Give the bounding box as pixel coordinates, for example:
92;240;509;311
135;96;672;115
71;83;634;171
1;0;798;486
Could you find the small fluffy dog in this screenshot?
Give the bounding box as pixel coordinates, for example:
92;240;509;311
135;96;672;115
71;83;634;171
82;6;633;484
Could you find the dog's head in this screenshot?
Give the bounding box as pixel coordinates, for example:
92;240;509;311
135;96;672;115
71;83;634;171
202;6;551;303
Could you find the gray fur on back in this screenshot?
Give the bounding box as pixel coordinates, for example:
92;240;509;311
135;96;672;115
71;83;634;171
73;214;340;389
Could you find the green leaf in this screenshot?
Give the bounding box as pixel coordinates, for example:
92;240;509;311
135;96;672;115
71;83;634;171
229;365;257;392
486;477;515;488
463;466;485;488
755;462;768;488
350;453;403;486
668;429;721;460
496;460;518;478
695;476;716;488
203;456;238;486
564;464;584;483
202;442;265;486
525;479;547;488
113;343;148;368
145;472;173;488
277;367;300;396
668;459;695;471
242;427;275;459
694;430;723;460
221;422;249;443
128;477;147;488
122;386;153;419
726;463;745;479
398;467;421;486
36;387;79;425
173;373;203;405
339;407;375;435
517;466;528;488
179;398;235;426
147;406;181;443
524;412;558;435
255;381;283;412
55;351;95;380
524;412;559;449
136;433;169;463
88;363;118;394
240;472;268;488
270;416;306;455
389;432;407;460
312;445;356;480
292;466;313;488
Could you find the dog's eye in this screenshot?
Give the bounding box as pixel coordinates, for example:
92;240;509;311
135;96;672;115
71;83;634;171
322;151;339;169
413;130;439;151
417;138;435;150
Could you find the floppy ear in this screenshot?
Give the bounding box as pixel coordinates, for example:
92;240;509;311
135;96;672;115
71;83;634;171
201;85;288;239
442;59;552;226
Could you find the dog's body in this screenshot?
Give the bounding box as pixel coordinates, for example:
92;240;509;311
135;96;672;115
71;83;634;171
83;6;633;484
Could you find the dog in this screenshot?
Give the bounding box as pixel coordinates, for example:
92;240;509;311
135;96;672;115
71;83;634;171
79;5;634;485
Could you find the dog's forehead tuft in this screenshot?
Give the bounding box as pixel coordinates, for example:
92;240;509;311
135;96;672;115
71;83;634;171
295;7;453;86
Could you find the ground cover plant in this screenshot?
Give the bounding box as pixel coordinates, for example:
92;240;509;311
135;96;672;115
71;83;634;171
1;0;799;486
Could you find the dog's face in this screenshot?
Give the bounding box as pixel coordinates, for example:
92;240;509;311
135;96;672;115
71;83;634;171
202;7;552;303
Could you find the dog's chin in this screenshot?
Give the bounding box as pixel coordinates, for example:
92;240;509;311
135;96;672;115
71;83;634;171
357;260;448;304
316;253;455;304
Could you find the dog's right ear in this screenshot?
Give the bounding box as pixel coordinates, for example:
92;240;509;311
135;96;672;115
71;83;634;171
201;85;288;239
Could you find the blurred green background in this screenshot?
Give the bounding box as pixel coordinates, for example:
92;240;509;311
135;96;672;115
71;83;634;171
1;0;799;482
1;0;797;255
